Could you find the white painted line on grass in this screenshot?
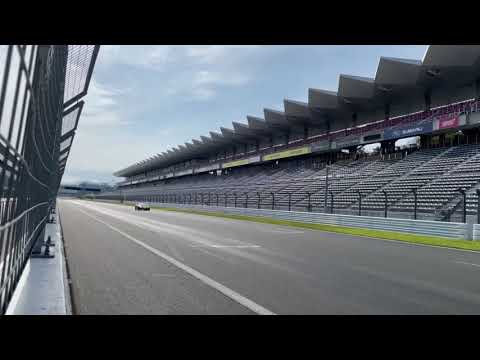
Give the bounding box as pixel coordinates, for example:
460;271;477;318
74;206;275;315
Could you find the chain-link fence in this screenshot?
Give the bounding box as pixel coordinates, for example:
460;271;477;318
0;45;99;314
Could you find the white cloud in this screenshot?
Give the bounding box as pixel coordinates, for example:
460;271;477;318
185;45;261;64
99;45;172;69
80;80;131;128
98;45;262;102
189;70;250;100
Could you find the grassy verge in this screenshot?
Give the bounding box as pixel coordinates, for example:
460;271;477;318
85;200;480;251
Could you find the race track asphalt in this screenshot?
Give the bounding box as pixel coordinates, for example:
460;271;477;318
58;199;480;314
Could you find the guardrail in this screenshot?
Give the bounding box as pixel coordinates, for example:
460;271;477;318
473;224;480;241
141;202;473;240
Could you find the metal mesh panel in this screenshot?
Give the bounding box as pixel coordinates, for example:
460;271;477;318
61;101;82;137
64;46;98;108
0;45;99;314
60;136;72;152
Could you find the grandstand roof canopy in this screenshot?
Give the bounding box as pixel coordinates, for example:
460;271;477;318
115;45;480;177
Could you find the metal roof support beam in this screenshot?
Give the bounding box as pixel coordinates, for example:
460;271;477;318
352;112;358;128
476;78;480;101
424;90;432;111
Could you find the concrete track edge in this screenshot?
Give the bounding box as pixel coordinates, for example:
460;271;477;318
6;204;72;315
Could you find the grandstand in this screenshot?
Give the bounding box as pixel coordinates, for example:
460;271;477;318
98;45;480;223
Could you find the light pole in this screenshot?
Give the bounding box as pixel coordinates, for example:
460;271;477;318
459;188;467;223
324;164;329;212
477;189;480;224
357;190;361;216
413;188;417;220
382;190;388;218
330;191;334;214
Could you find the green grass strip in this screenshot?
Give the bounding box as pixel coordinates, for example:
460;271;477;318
84;200;480;251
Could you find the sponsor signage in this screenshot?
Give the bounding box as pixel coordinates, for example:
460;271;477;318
175;169;193;177
262;146;311;162
469;112;480;125
196;163;220;173
310;141;330;153
223;159;249;168
222;155;261;169
334;137;360;149
362;133;382;143
438;115;459;130
383;120;433;140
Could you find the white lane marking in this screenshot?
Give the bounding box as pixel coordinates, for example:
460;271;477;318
191;245;261;249
74;206;275;315
266;230;305;234
454;261;480;268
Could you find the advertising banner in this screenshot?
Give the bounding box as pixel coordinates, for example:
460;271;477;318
334;137;361;149
175;169;193;177
310;141;330;153
383;120;433;140
222;159;249;169
196;163;220;173
362;132;383;143
438;115;459;130
222;155;261;169
262;146;311;162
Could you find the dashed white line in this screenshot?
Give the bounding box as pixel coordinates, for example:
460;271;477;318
74;205;276;315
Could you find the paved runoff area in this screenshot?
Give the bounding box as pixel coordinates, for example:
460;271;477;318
58;199;480;315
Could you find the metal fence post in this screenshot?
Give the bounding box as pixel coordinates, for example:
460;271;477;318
288;193;292;211
234;193;237;208
244;192;248;208
413;188;417;220
208;192;211;206
225;193;228;207
383;190;388;218
459;188;466;223
201;193;204;205
257;192;261;209
271;192;275;210
216;193;219;207
330;191;334;214
357;190;362;216
477;189;480;224
307;192;312;212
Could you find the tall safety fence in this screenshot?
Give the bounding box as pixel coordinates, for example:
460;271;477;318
0;45;99;314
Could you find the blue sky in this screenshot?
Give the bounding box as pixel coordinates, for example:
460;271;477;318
62;45;429;185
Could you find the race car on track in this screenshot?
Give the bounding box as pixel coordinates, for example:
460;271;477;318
134;202;150;211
